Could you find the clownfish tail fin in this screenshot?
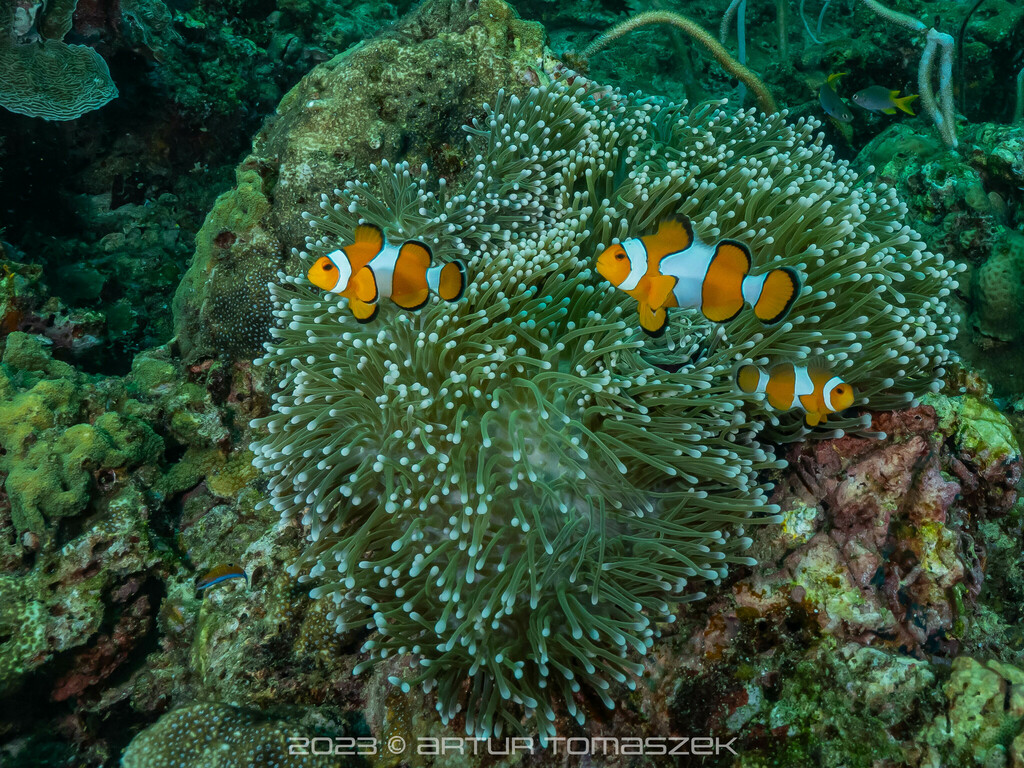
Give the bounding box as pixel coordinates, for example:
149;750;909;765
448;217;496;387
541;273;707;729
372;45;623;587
751;267;800;324
429;260;466;302
736;364;763;394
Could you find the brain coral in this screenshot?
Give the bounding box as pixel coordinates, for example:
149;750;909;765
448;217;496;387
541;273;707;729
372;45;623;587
971;230;1024;342
251;81;961;737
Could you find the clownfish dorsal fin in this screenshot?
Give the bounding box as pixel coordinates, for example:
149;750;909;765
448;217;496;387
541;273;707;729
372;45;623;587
802;354;840;376
643;215;694;259
354;223;385;251
654;215;693;241
402;239;433;262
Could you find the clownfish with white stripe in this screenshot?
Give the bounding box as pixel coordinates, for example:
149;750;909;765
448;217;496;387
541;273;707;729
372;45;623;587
307;223;466;322
736;361;856;426
595;215;801;336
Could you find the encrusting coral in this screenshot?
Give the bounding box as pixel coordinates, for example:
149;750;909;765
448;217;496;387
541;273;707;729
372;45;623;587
120;702;331;767
250;78;962;738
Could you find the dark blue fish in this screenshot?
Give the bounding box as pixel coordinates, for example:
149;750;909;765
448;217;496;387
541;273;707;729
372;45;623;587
819;73;853;123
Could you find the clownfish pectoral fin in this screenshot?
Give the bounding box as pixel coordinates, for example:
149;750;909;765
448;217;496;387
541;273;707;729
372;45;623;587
646;273;678;310
701;240;751;323
391;241;432;310
804;411;822;427
637;302;668;336
752;267;800;324
350;298;379;323
349;266;379;304
354;223;385;251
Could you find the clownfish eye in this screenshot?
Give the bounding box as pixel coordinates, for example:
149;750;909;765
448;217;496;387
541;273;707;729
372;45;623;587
323;262;335;271
836;386;846;393
614;251;626;260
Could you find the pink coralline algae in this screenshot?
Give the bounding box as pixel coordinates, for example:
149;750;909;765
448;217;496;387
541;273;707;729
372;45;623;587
691;398;1021;659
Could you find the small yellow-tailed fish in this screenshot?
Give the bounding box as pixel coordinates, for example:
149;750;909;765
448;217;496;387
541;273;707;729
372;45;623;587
819;73;854;123
736;361;856;426
196;563;248;593
852;86;918;115
595;215;801;336
307;223;466;322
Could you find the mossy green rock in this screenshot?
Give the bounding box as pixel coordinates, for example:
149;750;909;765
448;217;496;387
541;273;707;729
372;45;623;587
920;656;1024;766
0;502;159;695
926;393;1020;475
0;333;163;535
172;0;549;363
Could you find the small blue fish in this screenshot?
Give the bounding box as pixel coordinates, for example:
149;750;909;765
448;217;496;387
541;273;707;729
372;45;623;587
819;73;853;123
196;563;248;593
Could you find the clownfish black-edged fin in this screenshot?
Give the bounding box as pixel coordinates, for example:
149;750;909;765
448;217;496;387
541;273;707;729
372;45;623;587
350;265;379;304
392;241;433;311
753;267;800;324
735;364;762;394
644;215;695;256
438;260;466;302
637;302;669;337
350;298;379;323
354;223;385;251
701;240;751;323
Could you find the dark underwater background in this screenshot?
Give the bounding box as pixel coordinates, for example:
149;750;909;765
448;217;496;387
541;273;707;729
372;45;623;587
0;0;1023;765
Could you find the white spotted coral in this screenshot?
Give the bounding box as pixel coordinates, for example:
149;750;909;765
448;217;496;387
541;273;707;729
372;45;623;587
121;703;327;767
250;80;961;738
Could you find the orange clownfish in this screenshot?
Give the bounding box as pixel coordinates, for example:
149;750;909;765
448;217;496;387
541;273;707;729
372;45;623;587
307;223;466;322
595;216;800;336
736;362;856;426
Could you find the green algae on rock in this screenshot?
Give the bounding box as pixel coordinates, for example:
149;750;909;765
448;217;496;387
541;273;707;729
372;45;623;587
0;333;162;536
251;69;961;737
920;656;1024;767
0;496;161;697
927;393;1021;476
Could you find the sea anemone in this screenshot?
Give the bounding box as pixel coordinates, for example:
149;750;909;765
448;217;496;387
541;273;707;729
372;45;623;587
250;79;960;737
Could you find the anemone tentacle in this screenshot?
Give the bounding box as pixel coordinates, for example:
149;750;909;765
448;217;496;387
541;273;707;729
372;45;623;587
251;79;961;738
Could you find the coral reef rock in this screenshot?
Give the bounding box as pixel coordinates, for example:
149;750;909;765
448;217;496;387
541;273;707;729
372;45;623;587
172;0;549;363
